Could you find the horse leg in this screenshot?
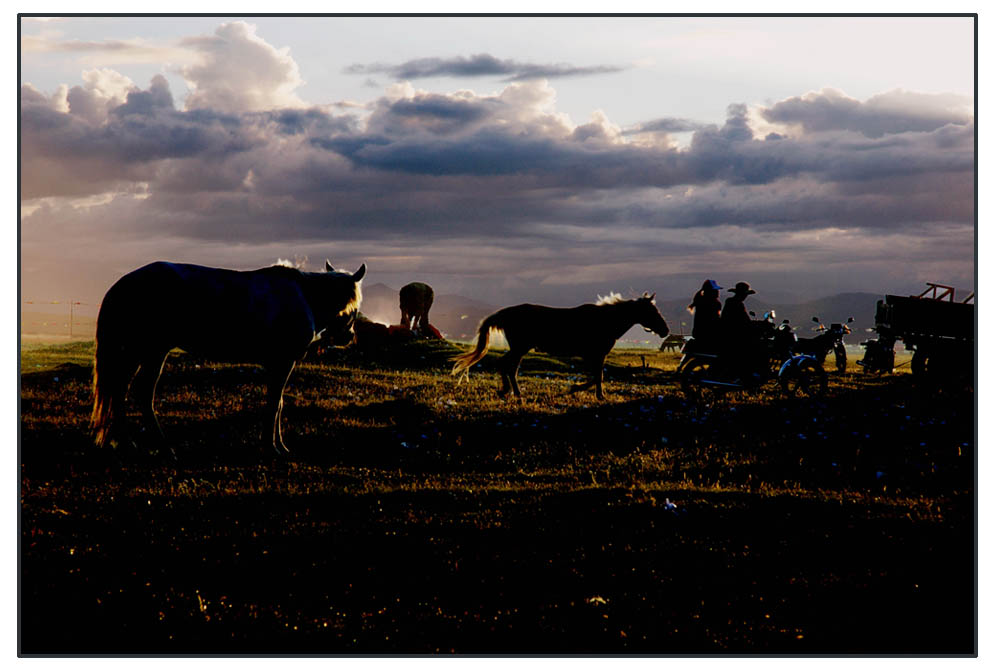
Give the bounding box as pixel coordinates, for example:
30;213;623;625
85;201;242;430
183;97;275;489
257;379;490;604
497;348;527;399
265;360;296;455
592;356;608;400
133;349;171;453
107;356;141;449
508;351;526;400
569;355;606;399
497;351;514;397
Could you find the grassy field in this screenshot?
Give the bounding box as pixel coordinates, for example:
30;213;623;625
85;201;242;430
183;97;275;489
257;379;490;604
19;338;974;654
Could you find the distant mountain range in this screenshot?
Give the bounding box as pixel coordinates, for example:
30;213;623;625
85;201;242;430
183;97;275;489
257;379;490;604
359;283;890;346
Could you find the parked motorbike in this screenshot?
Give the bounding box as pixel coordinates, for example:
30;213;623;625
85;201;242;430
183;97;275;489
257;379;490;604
858;329;896;374
678;310;826;402
793;316;853;373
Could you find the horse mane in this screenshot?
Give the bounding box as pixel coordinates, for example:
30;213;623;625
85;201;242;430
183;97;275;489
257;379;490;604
260;264;362;317
595;291;655;306
595;292;625;306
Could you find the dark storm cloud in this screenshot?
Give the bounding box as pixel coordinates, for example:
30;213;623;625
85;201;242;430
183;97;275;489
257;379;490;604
309;99;970;202
20;75;973;279
19;76;359;199
256;108;359;136
761;88;972;138
344;53;626;81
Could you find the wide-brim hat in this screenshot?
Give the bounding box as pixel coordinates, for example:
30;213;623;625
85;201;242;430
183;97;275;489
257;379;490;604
728;281;756;295
703;279;723;291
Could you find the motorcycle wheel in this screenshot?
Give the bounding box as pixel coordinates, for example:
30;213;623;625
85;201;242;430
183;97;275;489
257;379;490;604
680;358;716;406
780;357;828;398
835;346;847;374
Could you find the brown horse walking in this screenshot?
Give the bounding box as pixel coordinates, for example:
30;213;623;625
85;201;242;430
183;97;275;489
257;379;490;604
91;260;366;454
451;293;669;400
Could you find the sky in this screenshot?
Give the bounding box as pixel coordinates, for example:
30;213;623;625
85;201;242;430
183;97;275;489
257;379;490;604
18;14;976;309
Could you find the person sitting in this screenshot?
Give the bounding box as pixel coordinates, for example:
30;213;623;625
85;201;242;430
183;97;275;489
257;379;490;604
721;281;762;381
688;279;723;347
721;281;754;333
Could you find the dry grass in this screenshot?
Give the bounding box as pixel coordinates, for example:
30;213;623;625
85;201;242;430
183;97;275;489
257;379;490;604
19;339;974;654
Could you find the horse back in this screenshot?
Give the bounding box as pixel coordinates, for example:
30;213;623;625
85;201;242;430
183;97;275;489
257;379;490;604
106;262;317;358
400;282;433;311
495;303;614;355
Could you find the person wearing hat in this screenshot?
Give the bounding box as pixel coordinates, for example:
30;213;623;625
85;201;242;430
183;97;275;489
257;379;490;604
721;281;759;381
721;281;756;333
688;279;724;345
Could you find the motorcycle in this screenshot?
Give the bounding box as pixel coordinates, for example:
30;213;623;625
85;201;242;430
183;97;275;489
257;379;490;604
678;310;827;403
792;316;853;373
858;329;896;375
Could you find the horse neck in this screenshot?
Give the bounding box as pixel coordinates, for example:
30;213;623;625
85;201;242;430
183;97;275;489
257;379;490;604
603;300;644;338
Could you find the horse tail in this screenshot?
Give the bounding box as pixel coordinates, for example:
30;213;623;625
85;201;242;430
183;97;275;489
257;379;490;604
451;311;505;381
90;289;133;447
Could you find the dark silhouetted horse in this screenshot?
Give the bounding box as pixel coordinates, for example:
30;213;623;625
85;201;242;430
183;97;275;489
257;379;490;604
91;260;365;454
451;293;669;400
400;282;434;332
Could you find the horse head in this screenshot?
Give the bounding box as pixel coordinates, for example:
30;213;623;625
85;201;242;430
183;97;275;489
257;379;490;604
321;261;366;346
636;293;670;338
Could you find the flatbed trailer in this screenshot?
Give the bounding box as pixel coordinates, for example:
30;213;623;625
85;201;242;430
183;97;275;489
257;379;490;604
859;283;974;383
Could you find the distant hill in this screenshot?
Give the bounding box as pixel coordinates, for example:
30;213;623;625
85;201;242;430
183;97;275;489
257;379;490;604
754;292;884;345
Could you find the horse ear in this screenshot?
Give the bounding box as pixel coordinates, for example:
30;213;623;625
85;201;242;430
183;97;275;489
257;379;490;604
325;260;335;272
352;263;366;282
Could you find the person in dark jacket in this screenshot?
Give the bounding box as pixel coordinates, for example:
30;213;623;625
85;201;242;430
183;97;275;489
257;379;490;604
721;281;755;333
688;279;723;346
721;281;759;380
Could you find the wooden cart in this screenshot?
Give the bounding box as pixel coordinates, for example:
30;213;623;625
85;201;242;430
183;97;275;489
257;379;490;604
859;283;974;384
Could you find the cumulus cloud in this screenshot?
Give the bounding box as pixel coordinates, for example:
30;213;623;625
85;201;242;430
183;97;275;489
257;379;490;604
180;21;307;112
19;27;973;306
344;53;627;82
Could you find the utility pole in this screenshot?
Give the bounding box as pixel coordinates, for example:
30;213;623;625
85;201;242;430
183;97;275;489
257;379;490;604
69;301;81;338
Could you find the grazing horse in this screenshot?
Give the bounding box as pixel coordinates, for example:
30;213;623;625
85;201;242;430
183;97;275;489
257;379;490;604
451;293;669;400
91;260;366;454
399;282;434;332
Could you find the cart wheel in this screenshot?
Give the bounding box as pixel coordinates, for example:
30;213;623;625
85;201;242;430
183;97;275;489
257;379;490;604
922;348;973;390
911;349;928;378
780;358;828;398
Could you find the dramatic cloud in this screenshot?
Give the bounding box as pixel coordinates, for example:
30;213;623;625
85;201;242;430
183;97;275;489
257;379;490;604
19;28;974;308
344;53;627;82
180;21;307;112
